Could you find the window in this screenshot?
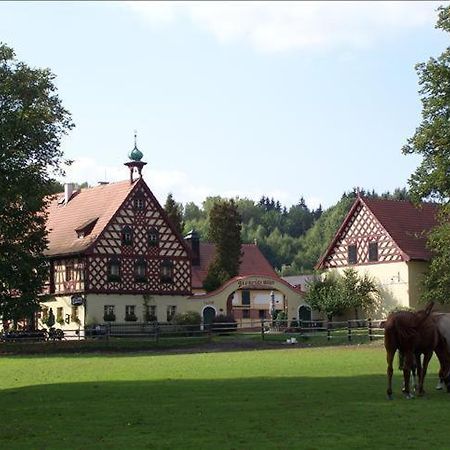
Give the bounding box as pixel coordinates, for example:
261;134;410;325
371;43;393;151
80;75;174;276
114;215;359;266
167;305;176;322
160;259;173;283
259;309;266;320
145;305;157;322
121;226;133;246
148;228;159;247
368;242;378;262
134;258;147;282
242;309;250;319
104;305;116;322
71;306;79;323
57;307;63;322
65;263;74;282
134;196;145;210
125;305;137;321
347;244;357;265
242;290;250;305
107;257;121;282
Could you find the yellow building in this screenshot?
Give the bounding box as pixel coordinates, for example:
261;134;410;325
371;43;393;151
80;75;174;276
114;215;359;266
35;144;305;333
316;195;442;316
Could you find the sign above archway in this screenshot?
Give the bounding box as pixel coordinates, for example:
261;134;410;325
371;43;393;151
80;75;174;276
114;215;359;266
237;278;276;289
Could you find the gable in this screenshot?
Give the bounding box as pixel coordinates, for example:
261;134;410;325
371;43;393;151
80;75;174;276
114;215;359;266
320;201;403;268
92;183;188;258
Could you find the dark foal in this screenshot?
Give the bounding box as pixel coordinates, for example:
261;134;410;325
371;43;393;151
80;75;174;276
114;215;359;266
384;303;449;400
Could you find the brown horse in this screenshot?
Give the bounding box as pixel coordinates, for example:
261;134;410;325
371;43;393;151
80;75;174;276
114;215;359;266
384;303;450;399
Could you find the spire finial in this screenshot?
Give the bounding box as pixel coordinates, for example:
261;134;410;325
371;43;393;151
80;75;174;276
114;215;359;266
125;131;147;183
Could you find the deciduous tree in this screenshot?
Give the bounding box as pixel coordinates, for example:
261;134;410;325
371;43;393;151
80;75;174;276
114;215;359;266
0;43;73;327
402;6;450;303
203;199;242;292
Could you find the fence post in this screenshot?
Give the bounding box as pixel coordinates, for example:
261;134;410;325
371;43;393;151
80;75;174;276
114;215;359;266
347;320;352;342
207;323;212;342
261;319;265;341
368;318;373;341
327;321;332;341
155;322;159;343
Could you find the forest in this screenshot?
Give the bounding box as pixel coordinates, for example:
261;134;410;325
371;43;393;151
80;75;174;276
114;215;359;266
50;181;409;276
181;187;410;275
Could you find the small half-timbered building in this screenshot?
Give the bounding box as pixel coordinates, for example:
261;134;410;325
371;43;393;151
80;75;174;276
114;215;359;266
316;195;439;314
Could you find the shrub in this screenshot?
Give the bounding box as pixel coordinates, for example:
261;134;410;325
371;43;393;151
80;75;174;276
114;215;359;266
172;311;202;326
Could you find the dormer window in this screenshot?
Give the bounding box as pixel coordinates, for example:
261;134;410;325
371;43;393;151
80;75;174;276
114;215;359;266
160;259;173;283
148;228;159;247
108;257;121;282
134;258;147;282
121;225;133;246
347;244;357;265
75;217;98;239
368;242;379;262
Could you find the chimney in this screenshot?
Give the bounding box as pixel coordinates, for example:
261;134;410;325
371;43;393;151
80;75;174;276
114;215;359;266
64;183;75;205
185;229;200;266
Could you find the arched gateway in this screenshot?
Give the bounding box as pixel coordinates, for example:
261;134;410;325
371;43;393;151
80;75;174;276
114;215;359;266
188;275;308;324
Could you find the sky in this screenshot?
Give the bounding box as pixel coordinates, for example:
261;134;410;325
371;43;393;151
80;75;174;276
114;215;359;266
1;1;449;209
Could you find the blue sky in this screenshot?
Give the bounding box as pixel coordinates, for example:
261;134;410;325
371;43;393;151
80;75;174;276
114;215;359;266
1;1;449;209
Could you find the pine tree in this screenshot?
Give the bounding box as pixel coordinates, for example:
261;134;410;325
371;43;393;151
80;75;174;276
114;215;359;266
164;193;184;236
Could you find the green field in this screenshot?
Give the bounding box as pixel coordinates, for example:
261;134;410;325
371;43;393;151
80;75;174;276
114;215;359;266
0;344;448;450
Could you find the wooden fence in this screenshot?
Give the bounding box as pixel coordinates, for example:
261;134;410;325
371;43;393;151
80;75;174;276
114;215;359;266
0;319;385;344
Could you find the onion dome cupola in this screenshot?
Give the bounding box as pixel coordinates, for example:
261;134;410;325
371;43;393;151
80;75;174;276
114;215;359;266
124;131;147;183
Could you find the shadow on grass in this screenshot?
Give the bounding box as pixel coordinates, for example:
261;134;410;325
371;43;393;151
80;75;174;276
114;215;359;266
0;375;449;450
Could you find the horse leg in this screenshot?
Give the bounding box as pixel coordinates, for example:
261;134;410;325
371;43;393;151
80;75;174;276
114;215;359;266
417;351;433;396
402;351;414;399
434;343;450;392
412;354;419;394
436;365;445;391
386;349;395;400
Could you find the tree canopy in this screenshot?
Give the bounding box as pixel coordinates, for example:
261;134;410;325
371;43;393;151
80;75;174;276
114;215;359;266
203;199;242;292
304;269;380;321
164;192;184;236
402;6;450;304
0;43;73;326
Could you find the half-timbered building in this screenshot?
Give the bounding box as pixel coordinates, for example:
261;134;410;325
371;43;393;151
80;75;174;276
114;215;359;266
316;195;440;314
41;145;193;329
39;145;306;331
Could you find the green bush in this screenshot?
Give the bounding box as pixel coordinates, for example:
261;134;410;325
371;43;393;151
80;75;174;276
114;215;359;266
172;311;202;326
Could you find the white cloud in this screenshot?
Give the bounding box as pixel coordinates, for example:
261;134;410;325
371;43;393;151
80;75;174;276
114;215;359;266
61;157;324;208
61;157;212;205
125;1;445;53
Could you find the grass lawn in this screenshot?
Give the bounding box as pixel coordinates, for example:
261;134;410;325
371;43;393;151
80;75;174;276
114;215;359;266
0;344;448;450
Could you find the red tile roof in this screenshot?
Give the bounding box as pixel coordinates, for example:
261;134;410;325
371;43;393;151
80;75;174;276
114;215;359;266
317;196;439;268
363;198;438;261
191;243;278;289
45;180;138;256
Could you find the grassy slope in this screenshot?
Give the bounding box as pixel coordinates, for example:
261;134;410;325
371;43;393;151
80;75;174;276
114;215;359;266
0;345;447;450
